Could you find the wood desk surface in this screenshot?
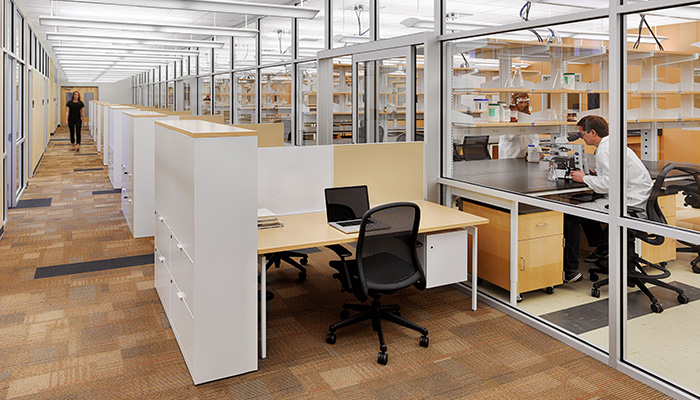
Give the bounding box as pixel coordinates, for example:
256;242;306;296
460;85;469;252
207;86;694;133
155;119;255;138
258;200;489;254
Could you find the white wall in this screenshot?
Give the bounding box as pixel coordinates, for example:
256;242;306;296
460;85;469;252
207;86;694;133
61;79;132;104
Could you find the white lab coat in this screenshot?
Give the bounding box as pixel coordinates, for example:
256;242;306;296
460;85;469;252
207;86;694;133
581;136;653;213
498;134;540;159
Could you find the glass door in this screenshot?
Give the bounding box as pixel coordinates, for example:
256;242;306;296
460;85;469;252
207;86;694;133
5;55;26;207
353;47;414;143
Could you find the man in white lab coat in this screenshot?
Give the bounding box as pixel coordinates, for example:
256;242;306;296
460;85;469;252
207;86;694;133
563;115;653;283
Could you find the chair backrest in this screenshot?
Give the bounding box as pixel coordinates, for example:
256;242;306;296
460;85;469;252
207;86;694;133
462;136;490;161
634;163;675;245
354;202;425;301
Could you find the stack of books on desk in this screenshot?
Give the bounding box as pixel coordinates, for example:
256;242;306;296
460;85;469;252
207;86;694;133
257;208;284;230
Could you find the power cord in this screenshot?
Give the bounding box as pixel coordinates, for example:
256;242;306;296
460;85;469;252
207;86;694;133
634;14;664;51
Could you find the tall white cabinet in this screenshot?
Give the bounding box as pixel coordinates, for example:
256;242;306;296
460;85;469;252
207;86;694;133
107;105;134;188
122;111;177;238
153;120;258;384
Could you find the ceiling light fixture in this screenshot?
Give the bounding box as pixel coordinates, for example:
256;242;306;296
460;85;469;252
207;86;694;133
53;45;198;56
333;35;371;44
39;16;258;37
55;0;320;19
47;33;225;48
56;54;181;61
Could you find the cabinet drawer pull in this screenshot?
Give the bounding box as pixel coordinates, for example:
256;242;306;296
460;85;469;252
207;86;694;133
520;257;526;271
177;291;186;300
158;256;165;262
535;223;548;228
176;244;184;251
159;216;164;222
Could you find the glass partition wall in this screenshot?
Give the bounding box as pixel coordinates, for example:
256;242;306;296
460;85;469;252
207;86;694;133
128;2;700;397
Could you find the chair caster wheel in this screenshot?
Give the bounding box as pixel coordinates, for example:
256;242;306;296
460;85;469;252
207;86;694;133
516;294;523;303
477;277;484;285
419;335;429;348
326;332;336;345
590;273;599;282
340;309;350;319
300;257;308;265
298;272;307;281
591;288;600;298
545;286;554;295
377;352;388;365
692;265;700;274
678;294;690;304
651;303;663;313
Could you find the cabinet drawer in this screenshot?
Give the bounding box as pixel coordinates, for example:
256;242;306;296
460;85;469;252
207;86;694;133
155;214;171;267
170;234;195;312
517;235;564;293
154;249;170;312
170;279;194;368
518;211;563;241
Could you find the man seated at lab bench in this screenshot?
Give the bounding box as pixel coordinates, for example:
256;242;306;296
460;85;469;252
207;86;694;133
498;93;540;159
563;115;653;283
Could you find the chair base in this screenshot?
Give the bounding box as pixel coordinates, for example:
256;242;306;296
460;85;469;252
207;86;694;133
590;256;689;313
265;251;308;281
676;246;700;273
326;298;429;364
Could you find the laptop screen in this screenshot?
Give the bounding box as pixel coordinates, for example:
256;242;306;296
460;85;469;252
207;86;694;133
325;185;370;223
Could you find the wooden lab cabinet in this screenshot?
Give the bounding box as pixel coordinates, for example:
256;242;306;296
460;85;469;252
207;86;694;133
461;200;564;296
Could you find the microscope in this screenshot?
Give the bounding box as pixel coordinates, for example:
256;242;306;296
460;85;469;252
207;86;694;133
548;131;588;180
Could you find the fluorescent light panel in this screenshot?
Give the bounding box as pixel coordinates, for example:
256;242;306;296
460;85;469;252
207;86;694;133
46;33;225;48
53;45;198;55
57;54;180;61
40;16;258;37
55;0;320;19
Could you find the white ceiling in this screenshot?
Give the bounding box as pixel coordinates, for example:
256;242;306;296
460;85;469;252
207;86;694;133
15;0;700;83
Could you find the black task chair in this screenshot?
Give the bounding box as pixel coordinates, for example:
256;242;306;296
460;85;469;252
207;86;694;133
462;135;491;161
590;163;689;313
325;202;429;365
264;251;308;281
666;166;700;273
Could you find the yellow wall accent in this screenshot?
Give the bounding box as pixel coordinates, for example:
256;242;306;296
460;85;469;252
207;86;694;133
333;142;424;205
231;123;284;148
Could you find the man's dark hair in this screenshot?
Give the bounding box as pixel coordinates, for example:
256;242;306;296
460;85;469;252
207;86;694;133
577;115;609;138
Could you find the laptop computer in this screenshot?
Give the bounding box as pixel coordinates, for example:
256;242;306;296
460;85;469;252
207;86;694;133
325;185;370;234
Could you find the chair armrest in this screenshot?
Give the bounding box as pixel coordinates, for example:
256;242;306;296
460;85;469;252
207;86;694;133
325;244;353;259
416;240;423;248
627;205;645;217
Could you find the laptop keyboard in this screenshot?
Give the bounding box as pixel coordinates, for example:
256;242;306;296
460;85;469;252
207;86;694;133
337;219;362;227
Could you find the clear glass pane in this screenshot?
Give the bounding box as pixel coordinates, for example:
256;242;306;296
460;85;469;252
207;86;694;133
215;36;231;73
183;80;191;111
168;62;175;80
624;10;700;238
298;0;326;58
199;48;211;75
332;0;370;48
378;0;433;40
167;81;175;111
234;22;257;69
14;10;22;59
333;56;353;144
190;55;198;75
443;1;606;35
15;61;22;139
261;66;292;145
15;143;22;194
200;76;212;115
4;0;11;50
261;17;292;65
234;70;256;124
416;45;424;141
160;83;166;109
299;61;318;145
214;74;231;123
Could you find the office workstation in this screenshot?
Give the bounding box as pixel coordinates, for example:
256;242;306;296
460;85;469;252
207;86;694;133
5;0;700;398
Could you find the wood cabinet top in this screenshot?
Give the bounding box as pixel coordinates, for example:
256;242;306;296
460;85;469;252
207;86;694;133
155;119;255;138
122;111;168;118
108;105;134;109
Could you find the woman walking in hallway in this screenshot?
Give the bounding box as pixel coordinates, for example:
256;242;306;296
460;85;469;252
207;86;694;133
65;91;84;151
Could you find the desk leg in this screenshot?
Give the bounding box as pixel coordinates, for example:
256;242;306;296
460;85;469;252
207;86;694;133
259;254;267;359
467;226;478;311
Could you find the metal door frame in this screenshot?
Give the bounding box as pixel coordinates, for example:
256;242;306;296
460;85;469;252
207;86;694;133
352;46;414;143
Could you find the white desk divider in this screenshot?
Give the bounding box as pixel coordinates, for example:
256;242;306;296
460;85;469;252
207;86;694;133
257;146;333;215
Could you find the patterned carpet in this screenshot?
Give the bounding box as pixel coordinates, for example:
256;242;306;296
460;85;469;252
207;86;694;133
0;127;670;399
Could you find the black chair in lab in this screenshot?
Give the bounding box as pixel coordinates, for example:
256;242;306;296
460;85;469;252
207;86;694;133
324;202;429;365
462;135;491;161
666;166;700;273
264;251;308;281
589;163;689;313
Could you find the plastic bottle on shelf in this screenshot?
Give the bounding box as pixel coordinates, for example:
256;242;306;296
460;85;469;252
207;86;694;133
512;66;525;88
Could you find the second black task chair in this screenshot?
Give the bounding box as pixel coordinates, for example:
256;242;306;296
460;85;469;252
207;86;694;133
325;202;429;365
